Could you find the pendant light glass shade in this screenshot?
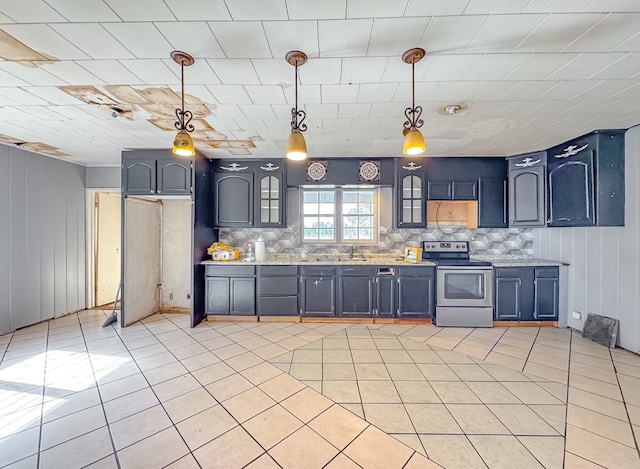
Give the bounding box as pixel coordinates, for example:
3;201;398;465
173;130;195;157
403;129;425;155
286;130;307;161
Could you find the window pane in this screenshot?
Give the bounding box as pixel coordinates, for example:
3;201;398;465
304;228;319;239
269;177;278;198
319;216;334;228
260;177;269;199
303;217;319;228
343;215;358;227
319;192;334;203
304;191;318;203
319;203;334;214
358;203;373;215
359;228;374;239
412;176;421;191
343;203;358;215
319;228;334;239
359;191;374;202
343;228;357;239
303;203;319;215
359;216;372;227
343;191;357;203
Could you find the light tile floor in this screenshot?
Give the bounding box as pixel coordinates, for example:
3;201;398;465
0;311;639;468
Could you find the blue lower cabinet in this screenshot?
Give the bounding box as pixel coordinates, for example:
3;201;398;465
204;265;256;316
494;266;558;321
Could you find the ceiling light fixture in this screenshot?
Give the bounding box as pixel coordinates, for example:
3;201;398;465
171;50;195;157
402;47;426;156
444;104;462;116
285;50;308;161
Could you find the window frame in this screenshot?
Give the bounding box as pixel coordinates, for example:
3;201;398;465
300;187;379;245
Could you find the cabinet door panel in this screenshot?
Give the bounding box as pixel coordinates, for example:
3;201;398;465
205;277;230;315
230;277;255;315
338;276;373;317
452;181;477;200
124;160;156;195
548;151;595;226
427;181;452;200
495;278;520;320
510;167;545;226
398;276;434;318
214;173;253;226
301;277;335;316
255;173;284;227
376;276;396;317
478;178;508;228
534;278;559;320
396;173;425;228
158;161;190;195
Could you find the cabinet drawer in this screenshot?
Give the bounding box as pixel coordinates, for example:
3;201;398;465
397;266;435;277
534;267;559;278
259;276;298;295
258;265;298;276
338;266;377;277
494;267;523;278
205;265;255;276
258;296;299;316
301;266;336;277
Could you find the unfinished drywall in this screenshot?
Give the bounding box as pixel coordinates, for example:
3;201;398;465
95;193;121;307
123;197;161;326
161;199;191;310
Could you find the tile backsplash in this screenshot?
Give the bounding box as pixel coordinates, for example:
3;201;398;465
218;226;533;258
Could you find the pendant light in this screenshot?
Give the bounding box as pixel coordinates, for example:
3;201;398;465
171;51;195;157
285;50;308;161
402;48;426;156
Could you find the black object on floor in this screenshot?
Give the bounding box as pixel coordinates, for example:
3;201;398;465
582;313;619;347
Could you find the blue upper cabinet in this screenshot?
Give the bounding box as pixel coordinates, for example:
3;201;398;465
394;160;426;228
122;150;191;196
546;130;625;227
508;151;547;227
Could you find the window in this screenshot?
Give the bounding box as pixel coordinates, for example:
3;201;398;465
302;189;377;243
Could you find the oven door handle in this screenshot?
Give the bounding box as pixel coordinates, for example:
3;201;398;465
437;266;493;271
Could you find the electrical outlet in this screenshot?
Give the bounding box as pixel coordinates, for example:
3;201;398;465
572;311;582;320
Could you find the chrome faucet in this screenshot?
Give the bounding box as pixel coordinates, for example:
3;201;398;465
348;245;356;259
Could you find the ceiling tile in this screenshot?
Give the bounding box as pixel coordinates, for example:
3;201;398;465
321;84;359;103
538;80;602;100
207;59;260;84
0;0;67;22
77;60;144;85
172;84;218;104
18;105;69;120
283;84;321;104
208;22;272;58
367;18;431;57
323;118;350;131
500;80;561;100
1;24;90;60
465;14;546;53
515;13;606;52
341;57;387;83
338;103;371;118
206;85;252;104
356;83;398;102
39;61;106;85
299;59;342;85
163;0;231;20
318;19;373;57
225;0;287;20
369;102;406;118
251;59;290;85
464;81;518;100
286;0;346;20
23;86;88;104
350;117;382;131
155;22;225;59
51;24;135;60
564;13;640;52
304;103;338;118
466;101;510;116
102;0;176;21
0;87;50;105
523;0;595;13
0;62;65;86
405;0;469;16
43;0;122;21
381;56;433;83
270;104;293;119
234;118;269;133
420;16;488;55
119;59;178;85
46;105;99;120
263;21;319;58
244;85;286;104
208;104;246;119
238;104;276;119
507;53;580;80
551;53;625;79
392;82;438;102
422;55;483;81
0;68;30;86
164;60;221;86
101;23;174;59
463;0;531;14
585;0;640;12
576;79;638;99
591;52;640;79
464;54;532;80
347;0;408;17
427;81;479;101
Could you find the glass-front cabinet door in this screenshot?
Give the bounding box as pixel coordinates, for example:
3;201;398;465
255;173;284;227
399;174;424;227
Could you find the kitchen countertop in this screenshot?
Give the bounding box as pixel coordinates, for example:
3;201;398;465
473;257;566;267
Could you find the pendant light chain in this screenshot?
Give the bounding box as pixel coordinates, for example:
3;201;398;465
290;55;307;134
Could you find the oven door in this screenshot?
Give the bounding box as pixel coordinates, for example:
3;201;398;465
437;266;493;308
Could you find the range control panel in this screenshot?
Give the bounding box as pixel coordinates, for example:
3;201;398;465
422;241;469;253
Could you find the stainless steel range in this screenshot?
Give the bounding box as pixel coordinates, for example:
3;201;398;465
422;241;494;327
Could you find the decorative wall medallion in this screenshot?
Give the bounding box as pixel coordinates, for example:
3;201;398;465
402;162;422;171
220;162;248;171
359;160;380;182
260;163;280;171
514;157;541;168
555;144;588;159
307;160;328;181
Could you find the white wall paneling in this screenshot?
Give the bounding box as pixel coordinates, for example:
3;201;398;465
0;143;86;335
533;125;640;352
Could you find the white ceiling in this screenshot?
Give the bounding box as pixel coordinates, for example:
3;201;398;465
0;0;639;165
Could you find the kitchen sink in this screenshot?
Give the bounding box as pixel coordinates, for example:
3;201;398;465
313;256;368;262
